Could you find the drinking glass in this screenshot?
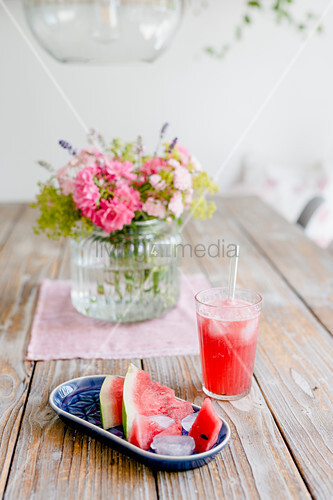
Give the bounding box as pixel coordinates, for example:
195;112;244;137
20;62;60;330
195;287;262;400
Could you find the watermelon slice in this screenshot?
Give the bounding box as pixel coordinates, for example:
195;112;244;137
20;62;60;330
122;363;193;441
188;398;222;453
157;422;182;437
99;375;124;429
128;415;165;450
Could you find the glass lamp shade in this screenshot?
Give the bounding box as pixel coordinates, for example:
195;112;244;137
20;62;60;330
23;0;184;64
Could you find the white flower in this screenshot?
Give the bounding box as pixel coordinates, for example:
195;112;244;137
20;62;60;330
150;174;166;191
173;166;192;191
143;197;166;219
168;191;184;218
168;159;180;169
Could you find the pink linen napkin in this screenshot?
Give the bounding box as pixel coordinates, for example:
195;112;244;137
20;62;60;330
27;274;210;361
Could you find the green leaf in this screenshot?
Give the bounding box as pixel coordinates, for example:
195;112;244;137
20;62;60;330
204;47;215;55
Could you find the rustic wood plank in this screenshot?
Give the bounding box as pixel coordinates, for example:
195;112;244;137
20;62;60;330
143;356;310;500
184;204;333;498
0;203;25;249
4;359;157;500
223;196;333;334
0;207;63;495
2;200;329;499
5;230;156;499
57;239;71;279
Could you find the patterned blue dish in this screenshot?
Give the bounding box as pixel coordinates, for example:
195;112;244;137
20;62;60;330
49;375;231;471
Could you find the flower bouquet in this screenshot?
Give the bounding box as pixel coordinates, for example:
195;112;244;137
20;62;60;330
33;125;218;322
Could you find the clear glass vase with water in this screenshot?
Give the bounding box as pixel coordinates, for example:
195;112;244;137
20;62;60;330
71;220;181;322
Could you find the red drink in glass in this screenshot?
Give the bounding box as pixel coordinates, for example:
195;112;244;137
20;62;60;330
195;289;262;400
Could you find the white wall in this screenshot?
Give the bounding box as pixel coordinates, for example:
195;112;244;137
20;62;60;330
1;0;333;202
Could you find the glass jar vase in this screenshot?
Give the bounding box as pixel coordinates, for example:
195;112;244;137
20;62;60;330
70;220;181;322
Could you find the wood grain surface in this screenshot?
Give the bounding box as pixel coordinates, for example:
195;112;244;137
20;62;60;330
143;357;309;500
224;196;333;335
0;207;63;495
4;360;156;500
184;203;333;498
1;199;332;499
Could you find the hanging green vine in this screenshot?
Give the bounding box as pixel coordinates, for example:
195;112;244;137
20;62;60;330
201;1;322;59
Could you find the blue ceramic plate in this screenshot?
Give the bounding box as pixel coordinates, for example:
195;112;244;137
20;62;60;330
49;375;231;471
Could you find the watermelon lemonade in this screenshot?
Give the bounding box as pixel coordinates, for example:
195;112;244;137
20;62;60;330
195;288;262;400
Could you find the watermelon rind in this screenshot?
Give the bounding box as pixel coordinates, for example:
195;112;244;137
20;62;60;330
99;375;124;430
122;363;140;439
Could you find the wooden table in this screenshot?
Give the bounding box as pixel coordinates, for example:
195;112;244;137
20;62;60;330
1;196;333;500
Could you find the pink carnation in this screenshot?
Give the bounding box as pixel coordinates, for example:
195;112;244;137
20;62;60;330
57;147;103;195
93;185;141;233
105;159;137;182
141;158;166;176
150;174;166;191
173;166;192;191
168;191;184;218
142;197;166;219
73;167;100;217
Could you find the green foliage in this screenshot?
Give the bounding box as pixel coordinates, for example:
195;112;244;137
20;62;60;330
205;0;322;60
32;129;219;238
190;196;217;220
108;138;137;163
192;171;219;196
190;172;218;220
31;182;93;240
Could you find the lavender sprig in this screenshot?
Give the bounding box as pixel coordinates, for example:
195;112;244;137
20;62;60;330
168;137;178;154
154;122;169;156
59;140;77;156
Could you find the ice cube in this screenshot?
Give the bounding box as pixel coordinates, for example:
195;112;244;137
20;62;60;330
148;415;175;429
151;435;195;456
181;412;198;432
241;317;259;342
